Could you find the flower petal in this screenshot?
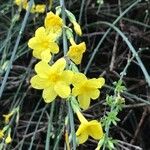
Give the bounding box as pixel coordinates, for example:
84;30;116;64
41;50;52;62
61;70;73;84
35;61;51;78
87;78;105;88
54;82;71;98
72;87;80;96
78;94;91;110
88;120;103;140
30;75;50;89
67;42;86;64
42;86;57;103
73;21;82;36
89;89;100;100
32;49;42;59
72;73;87;86
97;77;105;88
28;37;39;50
48;42;59;54
52;58;66;73
35;26;46;37
76;124;88;144
28;27;50;52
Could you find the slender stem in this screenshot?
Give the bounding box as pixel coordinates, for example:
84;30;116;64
67;101;76;150
98;21;150;86
84;0;141;74
18;99;42;150
0;0;34;98
60;0;76;149
45;101;55;150
28;105;48;150
75;0;85;41
60;0;68;55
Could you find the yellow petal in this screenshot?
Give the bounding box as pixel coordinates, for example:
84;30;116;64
89;89;100;100
48;42;59;54
72;73;87;86
61;70;73;84
72;87;80;96
28;27;50;52
32;49;42;59
52;58;66;73
5;134;12;144
35;27;46;37
44;12;63;40
67;42;86;65
73;21;82;36
97;77;105;88
0;130;4;139
41;50;52;63
87;78;105;88
3;113;13;124
88;120;103;140
67;49;82;65
35;61;51;78
28;37;39;50
78;94;91;110
45;11;63;29
35;4;46;13
54;82;71;98
42;86;57;103
30;75;50;89
76;124;88;144
78;42;86;53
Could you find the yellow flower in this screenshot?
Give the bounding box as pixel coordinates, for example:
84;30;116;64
28;27;59;62
3;112;13;124
25;3;36;13
44;11;63;40
76;110;103;144
0;130;4;139
35;4;46;13
72;21;82;36
14;0;28;9
30;58;73;103
26;4;46;13
67;40;86;65
5;133;12;144
72;73;105;109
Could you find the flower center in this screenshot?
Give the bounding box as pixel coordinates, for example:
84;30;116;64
49;73;60;83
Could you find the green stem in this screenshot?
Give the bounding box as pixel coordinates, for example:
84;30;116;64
28;105;48;150
84;0;141;74
0;0;34;98
60;0;68;55
67;101;76;150
98;21;150;87
45;101;55;150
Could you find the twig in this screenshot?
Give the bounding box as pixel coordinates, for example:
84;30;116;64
130;107;147;144
109;34;119;71
117;140;142;150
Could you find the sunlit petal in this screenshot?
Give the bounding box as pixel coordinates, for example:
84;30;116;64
35;61;51;78
30;75;50;89
54;82;71;98
42;86;57;103
88;120;104;139
78;94;91;110
89;89;100;100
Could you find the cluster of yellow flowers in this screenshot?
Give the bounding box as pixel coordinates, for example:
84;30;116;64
28;8;105;145
14;0;46;13
0;128;12;144
0;108;19;145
